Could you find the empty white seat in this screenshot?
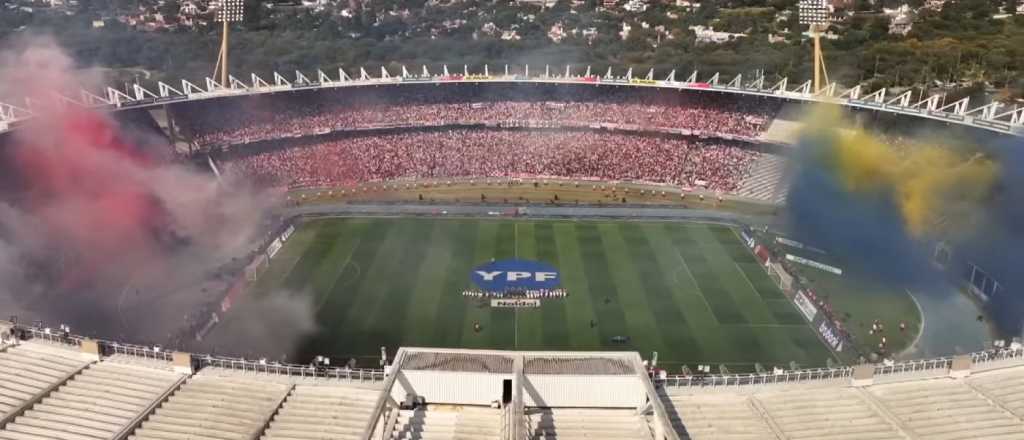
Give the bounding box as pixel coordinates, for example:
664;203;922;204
0;357;183;440
262;385;382;440
869;378;1024;439
131;374;290;440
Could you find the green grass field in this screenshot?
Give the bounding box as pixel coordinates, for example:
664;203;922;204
246;217;837;372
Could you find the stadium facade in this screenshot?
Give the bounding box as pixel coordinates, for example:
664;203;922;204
2;321;1024;440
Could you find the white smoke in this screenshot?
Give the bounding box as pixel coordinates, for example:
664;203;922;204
0;37;316;357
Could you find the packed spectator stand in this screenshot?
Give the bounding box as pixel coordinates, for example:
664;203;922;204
175;84;778;147
174;84;782;196
223;130;760;192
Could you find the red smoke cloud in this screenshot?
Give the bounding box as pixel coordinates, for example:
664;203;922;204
10;107;173;288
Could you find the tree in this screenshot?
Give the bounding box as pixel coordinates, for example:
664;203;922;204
1007;0;1019;14
158;0;180;23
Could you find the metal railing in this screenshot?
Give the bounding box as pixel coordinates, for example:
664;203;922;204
657;367;854;388
970;347;1024;371
873;357;952;377
107;342;174;362
195;355;386;381
20;326;84;348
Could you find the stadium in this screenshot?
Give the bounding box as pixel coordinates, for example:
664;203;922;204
1;60;1024;440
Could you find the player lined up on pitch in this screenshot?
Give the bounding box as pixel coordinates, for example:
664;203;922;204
461;288;568;299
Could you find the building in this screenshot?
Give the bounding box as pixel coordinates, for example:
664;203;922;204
689;25;747;43
889;11;913;34
517;0;558;6
623;0;648;12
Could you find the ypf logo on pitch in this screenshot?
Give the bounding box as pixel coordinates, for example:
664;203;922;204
470;259;561;292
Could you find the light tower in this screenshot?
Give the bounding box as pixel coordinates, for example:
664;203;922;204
798;0;830;94
211;0;244;88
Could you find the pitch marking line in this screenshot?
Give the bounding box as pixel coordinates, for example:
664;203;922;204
719;323;811;328
734;262;768;301
671;249;719;325
316;237;362;312
897;288;926;358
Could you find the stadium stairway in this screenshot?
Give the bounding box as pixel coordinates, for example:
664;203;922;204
868;377;1024;440
390;405;501;440
754;387;904;440
966;368;1024;419
261;383;381;440
524;407;654;440
0;343;93;425
658;392;778;440
0;358;185;440
735;154;789;204
129;373;291;440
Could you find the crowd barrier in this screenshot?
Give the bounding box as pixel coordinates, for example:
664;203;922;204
657;367;854;388
873;357;952;377
8;321;386;381
195;355;386;381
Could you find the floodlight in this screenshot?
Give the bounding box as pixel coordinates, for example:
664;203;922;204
798;0;829;26
211;0;245;22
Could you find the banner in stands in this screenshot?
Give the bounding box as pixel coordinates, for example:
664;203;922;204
813;315;844;352
491;299;541;308
280;224;295;242
266;237;283;260
470;259;561;293
793;290;819;321
740;228;756;249
785;254;842;275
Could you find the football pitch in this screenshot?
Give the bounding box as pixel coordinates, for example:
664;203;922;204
248;217;837;372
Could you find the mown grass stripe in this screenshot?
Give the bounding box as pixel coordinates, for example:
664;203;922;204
599;223;668;355
294;219;392;363
488;222;517;348
669;226;750;325
691;225;776;325
574;222;630;346
535;221;571;349
362;220;436;350
433;220;479;348
552;223;602;349
460;221;500;348
513;222;544;349
652;223;720;328
403;221;458;347
278;222;346;295
620;223;704;360
308;220;368;313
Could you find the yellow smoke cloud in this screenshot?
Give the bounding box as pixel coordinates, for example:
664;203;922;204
802;106;998;237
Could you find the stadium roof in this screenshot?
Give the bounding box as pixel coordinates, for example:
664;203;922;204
1;65;1021;137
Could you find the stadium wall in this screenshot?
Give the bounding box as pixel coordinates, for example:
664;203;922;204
522;374;646;408
391;370;511;405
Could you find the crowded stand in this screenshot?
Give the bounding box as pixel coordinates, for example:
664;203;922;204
222;130;760;192
174;84;778;146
